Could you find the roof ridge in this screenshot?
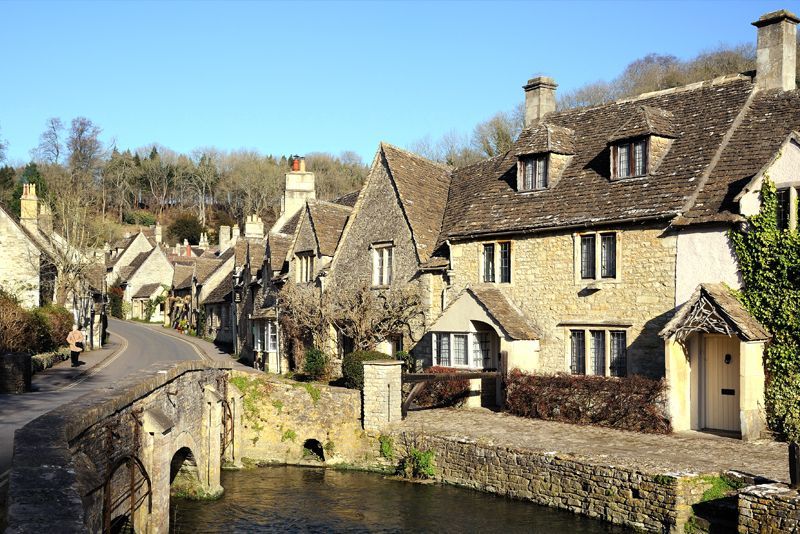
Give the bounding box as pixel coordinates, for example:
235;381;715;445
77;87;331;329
308;199;353;212
616;73;753;105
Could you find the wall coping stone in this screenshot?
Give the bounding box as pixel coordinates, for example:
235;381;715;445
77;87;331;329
363;360;403;366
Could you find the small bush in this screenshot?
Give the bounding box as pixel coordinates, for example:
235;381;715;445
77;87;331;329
398;448;435;479
413;366;470;408
303;348;328;380
0;291;72;354
341;350;390;389
504;370;671;434
379;435;394;460
123;209;157;226
109;286;124;319
35;305;73;350
396;350;416;373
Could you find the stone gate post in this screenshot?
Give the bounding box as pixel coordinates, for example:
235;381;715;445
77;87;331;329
362;360;402;433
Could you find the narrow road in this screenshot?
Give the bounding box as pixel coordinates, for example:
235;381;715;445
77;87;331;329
0;319;205;490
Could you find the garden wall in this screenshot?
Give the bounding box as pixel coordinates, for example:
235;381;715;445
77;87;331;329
738;483;800;533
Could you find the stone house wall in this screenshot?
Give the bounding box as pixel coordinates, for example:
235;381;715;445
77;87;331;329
448;222;677;377
126;250;173;301
108;233;152;286
0;208;41;307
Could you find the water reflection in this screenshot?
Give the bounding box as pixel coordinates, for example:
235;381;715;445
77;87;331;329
171;466;632;533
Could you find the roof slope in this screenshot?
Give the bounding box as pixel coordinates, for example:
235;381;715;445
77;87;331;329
468;285;540;340
307;200;352;256
381;143;451;262
133;283;163;299
173;264;193;290
681;88;800;221
266;233;292;273
441;76;754;239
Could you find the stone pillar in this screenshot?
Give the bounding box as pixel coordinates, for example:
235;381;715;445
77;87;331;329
362;360;402;433
226;381;245;467
201;385;224;496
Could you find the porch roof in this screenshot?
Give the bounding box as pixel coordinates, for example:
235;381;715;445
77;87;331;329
660;283;770;342
467;285;540;341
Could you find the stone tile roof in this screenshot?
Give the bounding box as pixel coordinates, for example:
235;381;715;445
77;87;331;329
277;210;302;235
126;251;150;275
608;106;677;142
381;142;451;262
514;123;576;156
248;241;265;276
332;190;360;207
266;233;292;273
680;89;800;222
468;285;540;340
133;283;163;299
441;76;754;239
203;275;232;305
660;283;770;341
173;264;193;290
194;258;222;285
307;200;352;256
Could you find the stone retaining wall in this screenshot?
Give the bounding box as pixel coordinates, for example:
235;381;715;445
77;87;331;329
398;432;708;533
738;483;800;533
0;353;31;393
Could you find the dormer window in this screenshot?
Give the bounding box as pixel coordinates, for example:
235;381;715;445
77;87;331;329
613;138;648;179
521;155;548;190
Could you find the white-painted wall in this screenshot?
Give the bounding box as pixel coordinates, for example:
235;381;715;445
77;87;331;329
739;136;800;216
675;226;741;306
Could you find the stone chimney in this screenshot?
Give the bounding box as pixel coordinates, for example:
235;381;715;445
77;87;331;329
219;225;231;252
184;239;191;257
523;76;558;127
199;232;209;249
753;10;799;91
231;224;240;243
154;223;163;244
37;201;53;235
271;155;316;233
19;183;39;231
244;214;264;240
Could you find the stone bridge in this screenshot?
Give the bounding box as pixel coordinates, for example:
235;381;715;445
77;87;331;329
5;361;244;533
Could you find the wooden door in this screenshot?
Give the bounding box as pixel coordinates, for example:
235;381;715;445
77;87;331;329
703;336;740;432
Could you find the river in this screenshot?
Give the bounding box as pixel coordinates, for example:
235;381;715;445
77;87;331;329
171;466;632;533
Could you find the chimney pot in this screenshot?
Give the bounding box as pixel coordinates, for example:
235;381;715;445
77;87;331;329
753;9;799;91
291;155;300;171
523;76;558;127
299;156;306;173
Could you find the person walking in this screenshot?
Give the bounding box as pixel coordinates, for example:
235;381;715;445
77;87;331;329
66;325;85;367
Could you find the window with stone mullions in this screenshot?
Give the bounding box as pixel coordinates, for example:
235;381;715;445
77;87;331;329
777;188;791;230
372;245;393;286
580;235;596;279
610;331;627;377
499;242;511;283
616;139;647;178
600;233;616;278
590;330;605;376
523;155;548;190
483;243;495;283
570;330;586;374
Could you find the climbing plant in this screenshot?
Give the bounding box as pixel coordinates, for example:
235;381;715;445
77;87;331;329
730;177;800;440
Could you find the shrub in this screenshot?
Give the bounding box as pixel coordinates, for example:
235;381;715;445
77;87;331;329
504;370;671;434
396;350;416;373
413;366;470;408
123;209;157;226
341;350;390;390
303;348;328;380
167;213;203;245
109;286;125;319
398;448;435;479
0;292;72;354
35;305;73;350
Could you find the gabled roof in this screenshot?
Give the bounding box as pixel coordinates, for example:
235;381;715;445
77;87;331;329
441;76;754;239
194;257;222;285
608;106;677;142
277;210;302;236
173;264;193;290
467;285;540;340
660;283;770;342
306;200;352;256
381;143;451;262
133;283;163;299
514;123;576;156
266;233;292;273
332;190;360;207
203;274;232;304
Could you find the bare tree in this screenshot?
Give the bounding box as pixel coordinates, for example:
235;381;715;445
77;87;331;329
0;124;8;163
67;117;103;180
34;118;65;164
103;149;138;222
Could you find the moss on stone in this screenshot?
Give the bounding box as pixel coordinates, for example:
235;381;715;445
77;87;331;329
304;383;321;404
281;429;297;443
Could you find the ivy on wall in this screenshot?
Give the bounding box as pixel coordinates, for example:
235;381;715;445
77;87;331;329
730;178;800;440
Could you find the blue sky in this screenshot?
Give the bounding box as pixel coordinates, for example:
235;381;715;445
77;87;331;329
0;0;793;165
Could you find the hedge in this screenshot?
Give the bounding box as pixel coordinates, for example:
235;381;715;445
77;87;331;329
0;292;73;355
341;350;390;389
412;366;470;408
505;370;671;434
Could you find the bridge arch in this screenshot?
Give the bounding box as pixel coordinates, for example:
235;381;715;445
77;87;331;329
102;454;152;534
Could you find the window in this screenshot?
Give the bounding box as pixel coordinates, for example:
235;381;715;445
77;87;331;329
435;333;451;367
590;330;605;376
614;139;648;178
600;233;616;278
568;328;627;377
267;320;278;352
253;323;264;352
296;252;314;283
499;242;511;283
473;332;490;367
580;235;596;279
777;188;791;230
453;334;468;366
570;330;586;374
610;331;627;377
521;155;548;191
483;244;495;283
372;244;393;286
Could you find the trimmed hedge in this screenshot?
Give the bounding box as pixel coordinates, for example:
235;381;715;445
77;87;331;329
413;366;470;408
505;370;671;434
341;350;390;389
0;292;73;355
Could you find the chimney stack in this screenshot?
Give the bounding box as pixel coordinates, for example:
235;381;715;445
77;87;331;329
20;183;39;231
154;223;163;244
244;214;264;240
199;232;209;249
753;10;799;92
271;156;316;234
231;224;240;243
523;76;558;127
219;225;231;252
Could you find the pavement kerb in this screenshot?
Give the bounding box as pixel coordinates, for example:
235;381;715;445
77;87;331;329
51;330;130;392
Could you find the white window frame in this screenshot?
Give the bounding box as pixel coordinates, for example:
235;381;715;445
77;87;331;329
432;332;483;369
296;252;314;283
776;186;799;232
253;323;264;352
267;320;278;352
565;327;628;377
574;231;621;284
371;243;393;287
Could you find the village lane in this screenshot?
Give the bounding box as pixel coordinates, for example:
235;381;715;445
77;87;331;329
0;318;205;492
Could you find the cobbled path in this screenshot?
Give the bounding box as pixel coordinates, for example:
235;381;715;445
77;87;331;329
400;408;788;482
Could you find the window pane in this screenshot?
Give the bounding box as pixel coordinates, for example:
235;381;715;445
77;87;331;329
473;332;490;367
600;233;616;278
453;334;468;366
437;334;450;367
580;235;596;279
499;242;511;283
618;144;630;178
590;330;605;376
634;140;647;176
535;156;548;189
385;247;393;285
483;244;495;282
570;330;586;375
377;248;384;284
524;160;534;190
777;188;790;230
610;331;627;377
